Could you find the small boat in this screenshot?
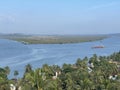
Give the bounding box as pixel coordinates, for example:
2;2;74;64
92;45;104;49
21;41;29;45
92;40;105;49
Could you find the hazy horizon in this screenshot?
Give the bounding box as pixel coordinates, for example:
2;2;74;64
0;32;119;35
0;0;120;35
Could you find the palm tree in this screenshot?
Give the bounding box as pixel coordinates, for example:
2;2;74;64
25;64;32;73
24;64;33;79
4;66;10;76
0;67;9;90
42;64;53;78
43;78;62;90
14;70;19;79
24;68;46;90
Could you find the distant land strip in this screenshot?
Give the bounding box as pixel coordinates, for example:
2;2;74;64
0;34;108;44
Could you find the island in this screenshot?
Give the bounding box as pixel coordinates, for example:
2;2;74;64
0;33;108;44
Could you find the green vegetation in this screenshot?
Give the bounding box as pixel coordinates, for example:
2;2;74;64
0;34;108;44
1;51;120;90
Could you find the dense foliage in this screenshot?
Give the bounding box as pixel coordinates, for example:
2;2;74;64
0;52;120;90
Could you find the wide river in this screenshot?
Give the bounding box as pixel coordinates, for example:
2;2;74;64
0;36;120;78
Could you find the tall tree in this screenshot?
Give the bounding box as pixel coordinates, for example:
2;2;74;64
14;70;19;79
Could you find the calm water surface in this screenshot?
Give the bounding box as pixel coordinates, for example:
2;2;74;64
0;36;120;78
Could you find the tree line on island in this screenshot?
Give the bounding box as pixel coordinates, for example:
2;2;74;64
1;52;120;90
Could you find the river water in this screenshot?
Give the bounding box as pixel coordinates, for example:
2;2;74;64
0;36;120;78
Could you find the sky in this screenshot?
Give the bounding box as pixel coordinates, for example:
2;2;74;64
0;0;120;35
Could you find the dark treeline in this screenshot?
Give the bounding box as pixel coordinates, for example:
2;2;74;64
1;52;120;90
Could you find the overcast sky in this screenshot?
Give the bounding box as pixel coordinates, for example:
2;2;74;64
0;0;120;35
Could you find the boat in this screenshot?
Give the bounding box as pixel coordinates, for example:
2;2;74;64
92;40;105;49
92;45;104;49
21;41;29;45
